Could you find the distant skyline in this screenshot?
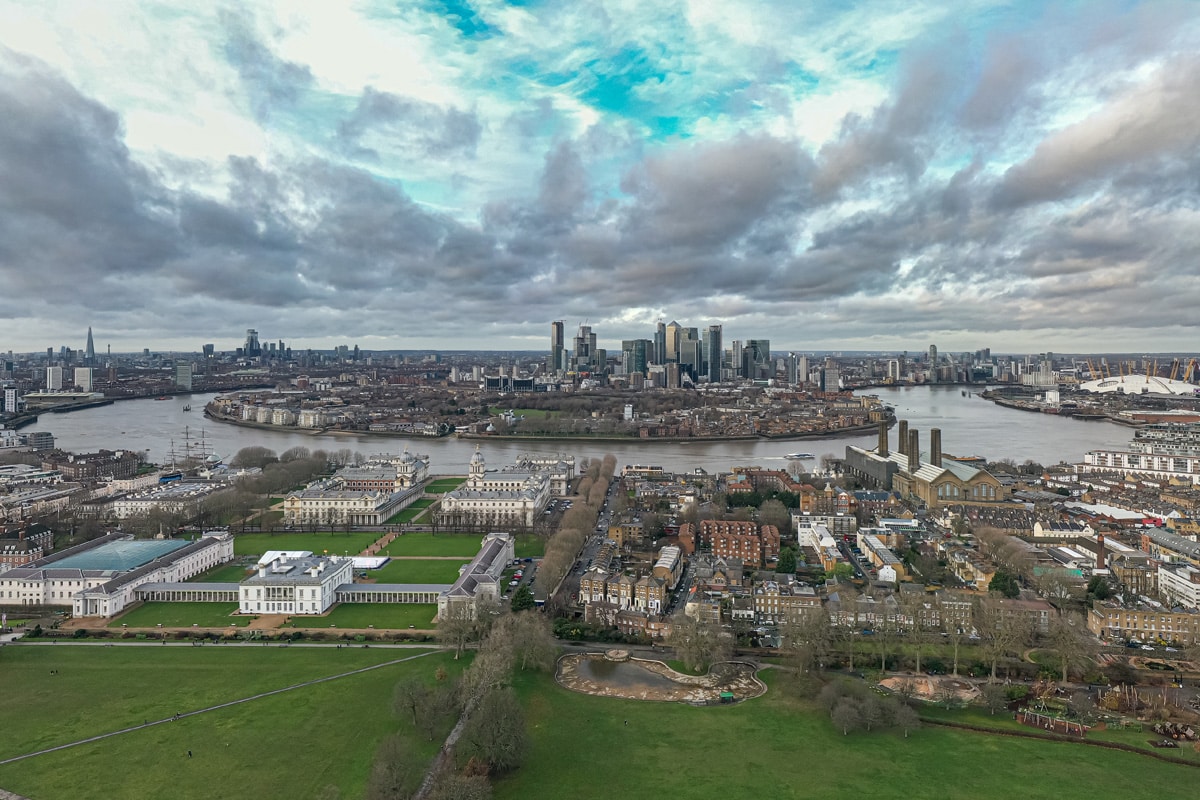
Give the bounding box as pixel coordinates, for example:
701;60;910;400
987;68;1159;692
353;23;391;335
2;1;1199;354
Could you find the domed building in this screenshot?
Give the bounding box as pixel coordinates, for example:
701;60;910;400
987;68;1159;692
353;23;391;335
438;447;573;528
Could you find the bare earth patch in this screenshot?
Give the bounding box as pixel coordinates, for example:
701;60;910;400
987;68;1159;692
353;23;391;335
556;654;766;704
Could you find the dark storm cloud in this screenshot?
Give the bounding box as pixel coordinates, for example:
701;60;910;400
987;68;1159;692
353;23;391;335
0;48;179;303
336;87;482;160
220;10;313;121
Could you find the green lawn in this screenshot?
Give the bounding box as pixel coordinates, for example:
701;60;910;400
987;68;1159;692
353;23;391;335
108;602;249;629
515;533;545;558
288;603;440;630
232;532;380;556
371;559;468;584
495;670;1200;800
189;562;253;583
381;532;543;558
425;477;466;493
384;533;488;557
385;498;437;524
0;646;460;800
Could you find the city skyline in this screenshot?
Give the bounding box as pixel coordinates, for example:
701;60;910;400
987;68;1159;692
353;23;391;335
2;2;1199;353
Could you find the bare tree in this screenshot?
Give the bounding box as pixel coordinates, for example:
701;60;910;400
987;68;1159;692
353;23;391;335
668;614;730;673
1045;610;1096;684
976;597;1035;682
832;698;862;735
460;686;528;774
363;733;421;800
892;703;921;737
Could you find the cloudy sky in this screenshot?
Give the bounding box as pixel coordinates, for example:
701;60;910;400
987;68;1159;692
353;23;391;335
1;1;1198;356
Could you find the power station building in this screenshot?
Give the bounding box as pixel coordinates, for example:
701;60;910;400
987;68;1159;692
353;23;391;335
844;421;1007;510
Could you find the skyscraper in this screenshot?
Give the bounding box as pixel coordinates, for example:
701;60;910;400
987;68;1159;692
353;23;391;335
704;325;722;383
665;321;682;363
74;367;93;392
743;339;771;381
550;321;564;374
46;365;63;390
573;325;597;372
85;326;95;366
244;329;262;358
928;344;938;384
653;322;666;365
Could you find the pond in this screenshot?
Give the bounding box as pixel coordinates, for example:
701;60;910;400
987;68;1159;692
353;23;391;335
556;653;766;704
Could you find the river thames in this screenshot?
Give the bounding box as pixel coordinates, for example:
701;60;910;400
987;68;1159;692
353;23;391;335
21;386;1134;475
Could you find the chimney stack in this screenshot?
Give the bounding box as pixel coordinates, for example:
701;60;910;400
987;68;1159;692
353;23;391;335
930;428;942;468
908;430;920;474
1096;532;1106;571
897;420;909;455
877;421;889;457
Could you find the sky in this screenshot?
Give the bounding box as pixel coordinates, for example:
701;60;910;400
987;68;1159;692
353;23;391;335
1;1;1199;356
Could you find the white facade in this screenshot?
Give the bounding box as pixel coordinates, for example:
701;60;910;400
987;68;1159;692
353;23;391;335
0;532;234;616
1159;564;1200;610
438;449;554;528
239;556;353;615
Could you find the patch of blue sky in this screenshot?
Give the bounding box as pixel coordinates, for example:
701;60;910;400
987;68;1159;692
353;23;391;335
578;45;671;114
422;0;498;40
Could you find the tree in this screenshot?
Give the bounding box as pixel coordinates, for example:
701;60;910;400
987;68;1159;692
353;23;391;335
394;676;429;726
460;687;528;774
667;614;730;673
976;597;1035;682
230;446;278;469
941;601;973;678
363;734;421;800
426;771;492;800
831;698;862;735
860;695;888;732
988;570;1020;598
892;703;921;737
899;591;933;675
496;612;556;672
1045;611;1096;684
439;603;486;659
510;584;535;612
981;683;1008;715
776;547;798;576
759;498;791;533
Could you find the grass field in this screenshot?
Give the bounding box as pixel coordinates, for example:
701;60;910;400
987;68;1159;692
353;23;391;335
384;533;488;557
189;563;253;583
232;532;380;556
515;533;545;558
370;559;468;584
381;532;544;559
0;646;460;800
385;498;437;524
288;603;440;629
494;670;1200;800
425;477;466;493
108;602;249;629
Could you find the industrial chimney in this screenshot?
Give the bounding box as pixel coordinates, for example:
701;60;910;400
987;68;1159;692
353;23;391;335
878;421;889;457
930;428;943;468
1096;532;1106;571
897;420;909;455
908;430;920;474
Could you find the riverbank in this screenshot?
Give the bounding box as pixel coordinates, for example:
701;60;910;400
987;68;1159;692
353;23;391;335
206;404;888;445
980;390;1135;426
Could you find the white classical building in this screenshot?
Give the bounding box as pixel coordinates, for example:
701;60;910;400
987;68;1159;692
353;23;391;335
437;532;514;620
282;450;430;527
0;531;234;616
238;555;353;615
438;448;556;528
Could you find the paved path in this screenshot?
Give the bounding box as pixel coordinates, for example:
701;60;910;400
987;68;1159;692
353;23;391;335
5;639;436;648
0;650;438;766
